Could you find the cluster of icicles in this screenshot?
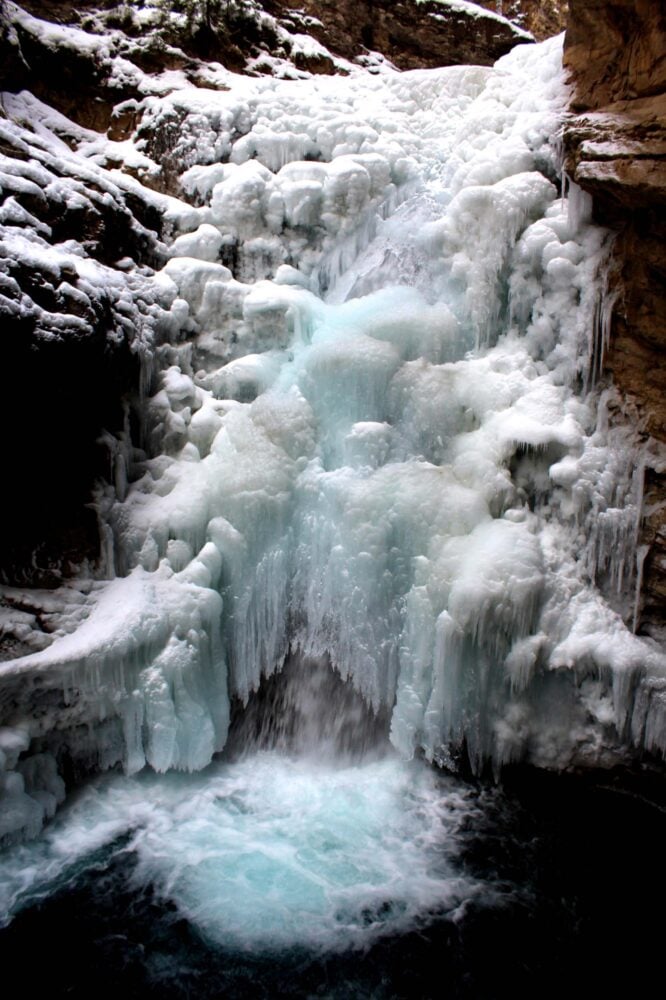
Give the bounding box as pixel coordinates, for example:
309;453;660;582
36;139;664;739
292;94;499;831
1;34;665;851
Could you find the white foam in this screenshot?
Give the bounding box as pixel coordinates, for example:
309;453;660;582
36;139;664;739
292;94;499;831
0;754;478;950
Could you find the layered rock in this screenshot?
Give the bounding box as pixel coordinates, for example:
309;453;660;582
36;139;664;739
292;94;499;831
563;0;666;636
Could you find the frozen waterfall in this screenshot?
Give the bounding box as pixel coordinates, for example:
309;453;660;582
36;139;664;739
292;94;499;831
1;33;665;855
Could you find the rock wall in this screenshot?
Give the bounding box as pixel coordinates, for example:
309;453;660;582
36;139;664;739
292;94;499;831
0;108;164;588
476;1;568;41
563;0;666;636
272;0;532;69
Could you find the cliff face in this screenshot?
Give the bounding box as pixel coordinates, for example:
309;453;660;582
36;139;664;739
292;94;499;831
476;1;568;41
563;0;666;635
11;0;533;89
274;0;532;70
564;0;665;108
0;99;164;589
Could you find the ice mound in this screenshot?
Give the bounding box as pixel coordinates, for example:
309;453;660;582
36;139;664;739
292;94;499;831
2;33;665;844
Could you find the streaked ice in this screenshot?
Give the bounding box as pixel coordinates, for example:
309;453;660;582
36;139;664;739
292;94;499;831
1;33;665;847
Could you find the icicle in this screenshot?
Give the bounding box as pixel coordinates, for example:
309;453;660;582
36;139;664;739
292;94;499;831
632;545;650;635
4;30;666;816
566;175;593;231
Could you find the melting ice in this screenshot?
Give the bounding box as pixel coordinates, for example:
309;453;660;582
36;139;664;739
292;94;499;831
1;33;666;850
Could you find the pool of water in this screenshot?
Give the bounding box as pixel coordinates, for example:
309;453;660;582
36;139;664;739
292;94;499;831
0;752;664;998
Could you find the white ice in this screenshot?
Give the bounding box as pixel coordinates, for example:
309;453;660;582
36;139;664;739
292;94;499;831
2;32;665;845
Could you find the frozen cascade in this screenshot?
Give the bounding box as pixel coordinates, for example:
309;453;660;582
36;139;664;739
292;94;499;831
2;33;666;849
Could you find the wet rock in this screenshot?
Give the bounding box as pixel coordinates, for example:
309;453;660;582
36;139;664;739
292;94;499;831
0;111;164;585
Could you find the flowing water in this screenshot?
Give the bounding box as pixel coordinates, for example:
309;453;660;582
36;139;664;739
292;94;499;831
1;709;664;997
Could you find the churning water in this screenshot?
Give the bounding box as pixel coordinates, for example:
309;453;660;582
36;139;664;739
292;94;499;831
0;753;475;951
1;730;664;998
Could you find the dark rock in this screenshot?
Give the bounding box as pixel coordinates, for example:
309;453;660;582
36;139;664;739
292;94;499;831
0;115;164;585
563;0;666;636
276;0;532;70
475;1;568;41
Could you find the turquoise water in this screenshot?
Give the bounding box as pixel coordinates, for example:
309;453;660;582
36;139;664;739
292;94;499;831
1;757;663;998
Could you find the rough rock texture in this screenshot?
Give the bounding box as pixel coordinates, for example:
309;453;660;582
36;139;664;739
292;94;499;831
0;99;164;586
274;0;532;70
1;2;133;129
563;0;666;636
477;1;568;41
565;0;666;109
0;2;236;130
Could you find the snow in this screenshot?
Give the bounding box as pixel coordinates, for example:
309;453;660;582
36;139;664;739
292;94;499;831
418;0;534;39
1;21;665;849
7;1;115;58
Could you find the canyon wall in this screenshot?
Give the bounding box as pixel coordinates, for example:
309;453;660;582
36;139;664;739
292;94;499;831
274;0;532;70
476;1;568;41
563;0;666;636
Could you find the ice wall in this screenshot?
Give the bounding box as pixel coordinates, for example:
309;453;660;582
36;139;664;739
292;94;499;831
2;34;665;843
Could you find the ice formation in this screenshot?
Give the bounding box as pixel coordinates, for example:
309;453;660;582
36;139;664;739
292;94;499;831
1;28;665;845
